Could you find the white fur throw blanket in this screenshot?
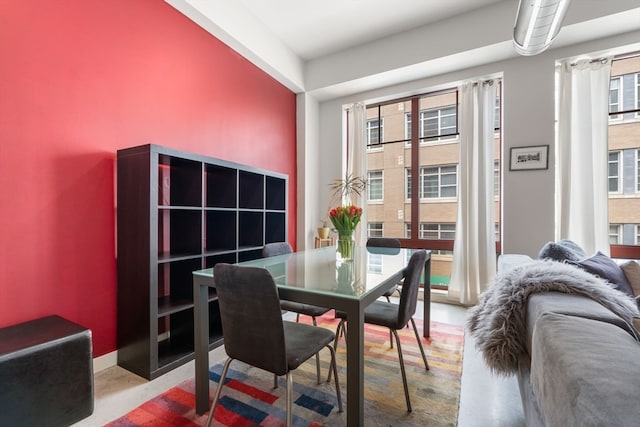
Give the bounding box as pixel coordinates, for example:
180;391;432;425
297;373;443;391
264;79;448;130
467;260;640;376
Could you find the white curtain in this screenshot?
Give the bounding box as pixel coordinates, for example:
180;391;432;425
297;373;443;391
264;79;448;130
448;81;497;305
556;59;612;256
344;102;367;246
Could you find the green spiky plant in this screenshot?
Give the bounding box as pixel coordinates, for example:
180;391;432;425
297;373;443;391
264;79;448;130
329;173;367;205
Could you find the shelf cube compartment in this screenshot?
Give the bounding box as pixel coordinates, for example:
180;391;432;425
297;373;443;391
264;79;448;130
158;155;202;207
157;209;202;259
265;212;286;244
206;165;237;208
238;171;264;209
238;211;264;248
266;176;286;210
205;211;237;251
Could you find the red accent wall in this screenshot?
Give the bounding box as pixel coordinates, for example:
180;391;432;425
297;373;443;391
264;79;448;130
0;1;297;356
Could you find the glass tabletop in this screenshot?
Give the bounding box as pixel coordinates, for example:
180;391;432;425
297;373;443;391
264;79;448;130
192;245;415;299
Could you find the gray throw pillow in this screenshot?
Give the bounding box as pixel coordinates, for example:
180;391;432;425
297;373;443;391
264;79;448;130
620;260;640;298
538;239;587;262
570;251;634;298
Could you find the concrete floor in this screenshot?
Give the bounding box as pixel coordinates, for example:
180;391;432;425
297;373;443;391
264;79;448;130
74;301;526;426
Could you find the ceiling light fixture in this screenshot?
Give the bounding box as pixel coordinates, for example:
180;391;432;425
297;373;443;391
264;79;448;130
513;0;572;56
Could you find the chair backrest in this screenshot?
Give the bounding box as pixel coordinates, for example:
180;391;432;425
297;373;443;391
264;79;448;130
213;263;288;376
396;250;427;327
366;237;401;255
262;242;293;258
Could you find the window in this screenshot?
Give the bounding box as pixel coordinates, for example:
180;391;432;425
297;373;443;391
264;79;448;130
494;93;501;131
368;222;383;237
608;151;621;193
367;253;383;273
363;84;502;291
637;149;640;192
608;55;640;259
366;119;383;146
637;73;640;117
609;76;622;120
368;170;383;201
421;165;457;198
423;107;457;141
420;223;456;240
610;224;622;245
494;160;500;197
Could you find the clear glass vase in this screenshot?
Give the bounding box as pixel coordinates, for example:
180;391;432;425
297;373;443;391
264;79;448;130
336;233;355;261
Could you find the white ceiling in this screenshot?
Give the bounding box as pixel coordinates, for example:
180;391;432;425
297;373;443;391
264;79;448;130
234;0;504;60
167;0;640;100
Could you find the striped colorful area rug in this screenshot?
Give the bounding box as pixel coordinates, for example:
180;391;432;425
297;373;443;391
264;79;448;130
106;315;463;427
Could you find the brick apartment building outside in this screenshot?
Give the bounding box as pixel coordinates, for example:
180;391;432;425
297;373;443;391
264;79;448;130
365;55;640;287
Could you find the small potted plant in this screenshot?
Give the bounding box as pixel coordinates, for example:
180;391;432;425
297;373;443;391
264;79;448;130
318;219;331;239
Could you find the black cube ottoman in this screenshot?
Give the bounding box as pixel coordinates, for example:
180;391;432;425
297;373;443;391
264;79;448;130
0;315;94;427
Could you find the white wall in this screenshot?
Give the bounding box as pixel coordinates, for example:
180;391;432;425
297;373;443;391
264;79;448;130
309;30;640;257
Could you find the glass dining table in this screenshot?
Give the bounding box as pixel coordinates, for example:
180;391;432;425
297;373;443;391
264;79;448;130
192;245;431;426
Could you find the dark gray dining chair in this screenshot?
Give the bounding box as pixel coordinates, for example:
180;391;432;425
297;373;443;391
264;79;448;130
262;241;331;383
366;237;402;347
366;237;402;302
333;249;429;412
206;263;342;427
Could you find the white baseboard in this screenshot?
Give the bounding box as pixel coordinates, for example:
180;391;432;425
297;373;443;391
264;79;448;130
93;351;117;373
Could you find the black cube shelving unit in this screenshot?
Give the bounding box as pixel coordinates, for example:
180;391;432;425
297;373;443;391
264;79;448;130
117;144;287;380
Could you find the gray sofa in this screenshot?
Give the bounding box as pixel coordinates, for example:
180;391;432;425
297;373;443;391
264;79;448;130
518;292;640;426
495;254;640;426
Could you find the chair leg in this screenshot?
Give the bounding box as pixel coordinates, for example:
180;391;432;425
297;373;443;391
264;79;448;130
410;317;429;370
328;319;345;383
391;329;412;412
274;373;278;389
206;357;233;427
333;319;345;350
286;372;293;427
312;316;321;384
326;344;344;412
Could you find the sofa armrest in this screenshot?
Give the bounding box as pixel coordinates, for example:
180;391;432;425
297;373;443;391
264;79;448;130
497;254;533;273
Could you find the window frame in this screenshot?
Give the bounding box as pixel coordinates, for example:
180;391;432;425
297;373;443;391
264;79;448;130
420;164;458;199
608;150;622;194
367;170;384;202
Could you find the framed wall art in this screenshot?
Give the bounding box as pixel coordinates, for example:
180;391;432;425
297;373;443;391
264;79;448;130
509;145;549;171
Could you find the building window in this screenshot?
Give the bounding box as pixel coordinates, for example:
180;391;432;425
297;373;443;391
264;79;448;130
636;73;640;118
366;119;383;146
421;165;457;198
494;93;501;131
405;223;411;238
420;223;456;240
494;160;500;197
636;224;640;245
368;253;383;273
423;106;457;142
610;224;622;245
609;76;622;121
405;168;412;199
637;149;640;192
609;151;621;193
368;170;383;201
368;222;383;237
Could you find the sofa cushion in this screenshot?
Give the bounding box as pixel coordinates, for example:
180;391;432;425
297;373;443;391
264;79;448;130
620;260;640;297
538;239;587;262
570;251;634;298
523;292;637;357
530;312;640;427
